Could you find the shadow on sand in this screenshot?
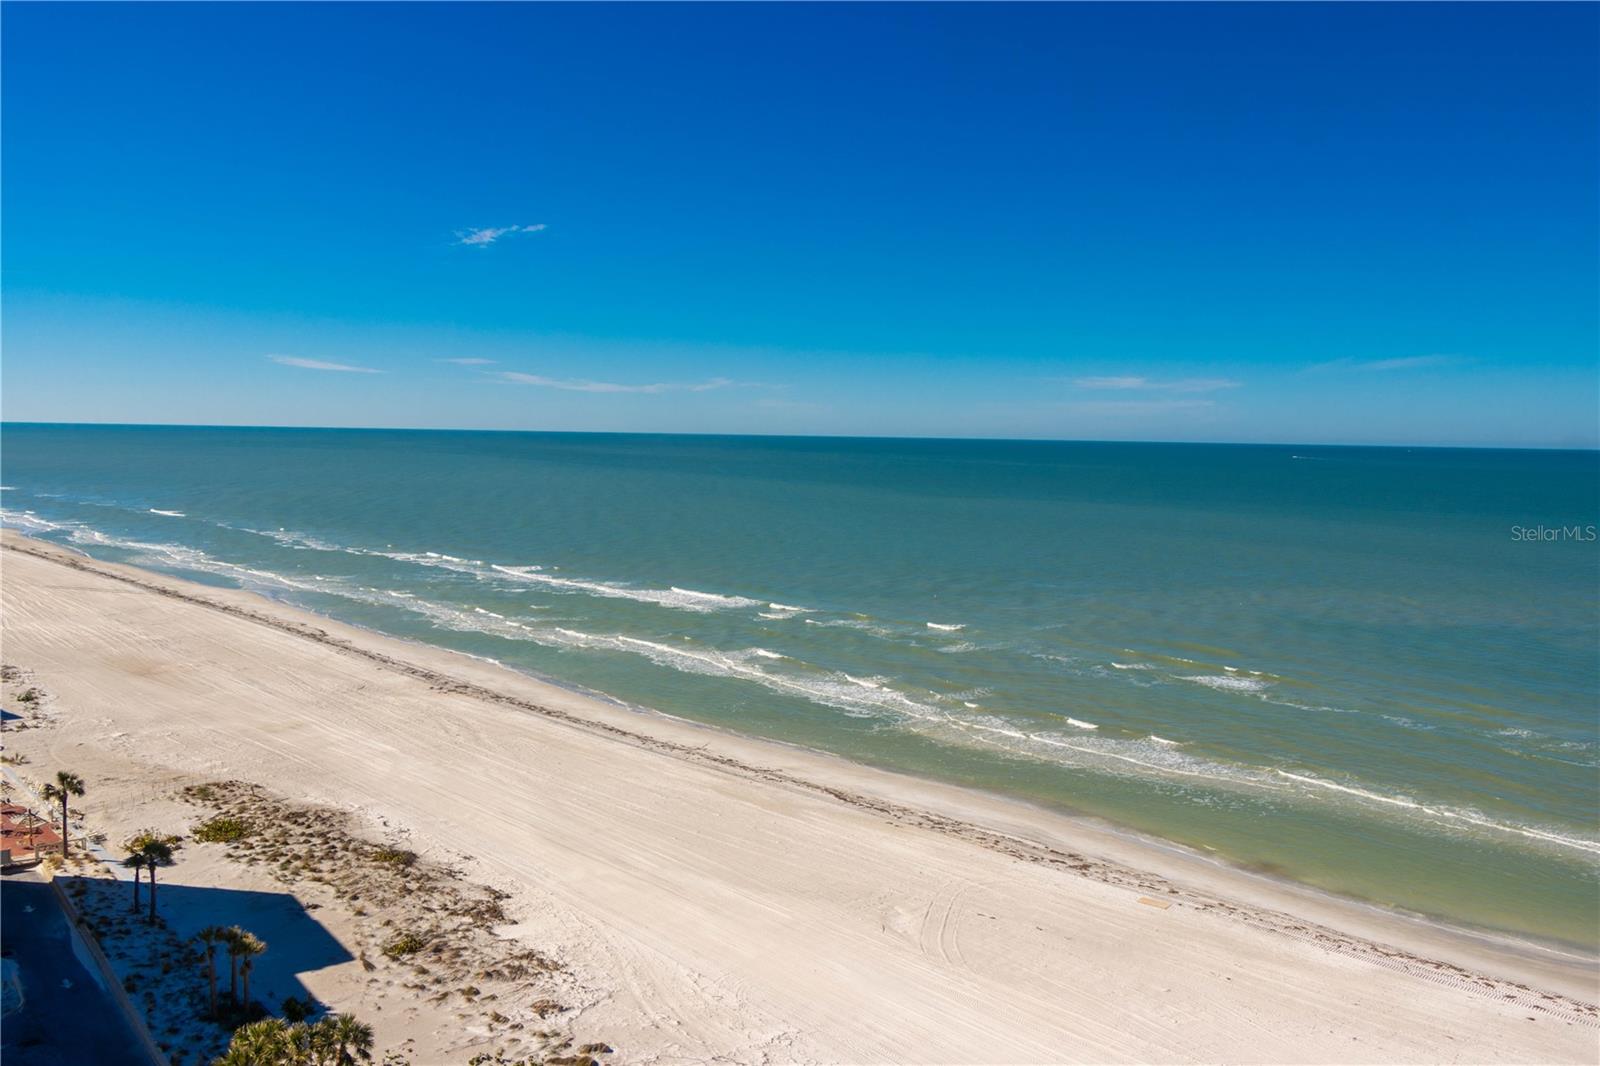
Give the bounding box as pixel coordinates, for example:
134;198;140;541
42;873;356;1063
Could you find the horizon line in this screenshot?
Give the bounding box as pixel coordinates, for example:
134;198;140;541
1;419;1595;453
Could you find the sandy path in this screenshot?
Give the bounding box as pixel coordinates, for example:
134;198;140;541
2;533;1595;1064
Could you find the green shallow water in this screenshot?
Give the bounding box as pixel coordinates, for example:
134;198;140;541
3;424;1596;948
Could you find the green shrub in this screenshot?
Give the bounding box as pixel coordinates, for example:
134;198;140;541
193;816;251;843
280;995;319;1023
382;931;429;959
373;846;416;867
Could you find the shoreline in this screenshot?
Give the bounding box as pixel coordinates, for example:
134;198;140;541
5;494;1595;952
3;529;1596;1062
7;530;1593;967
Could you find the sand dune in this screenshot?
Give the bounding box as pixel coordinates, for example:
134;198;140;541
2;531;1595;1064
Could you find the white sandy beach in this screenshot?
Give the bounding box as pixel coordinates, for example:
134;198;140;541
1;530;1596;1065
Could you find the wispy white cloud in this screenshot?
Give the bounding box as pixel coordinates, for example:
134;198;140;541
1309;354;1459;373
1064;398;1216;415
455;223;548;247
1072;375;1241;393
268;354;381;374
439;357;497;366
496;372;738;394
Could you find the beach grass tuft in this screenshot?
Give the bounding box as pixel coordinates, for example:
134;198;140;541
191;814;251;843
382;931;430;959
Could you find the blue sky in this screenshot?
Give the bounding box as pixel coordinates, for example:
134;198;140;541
3;3;1596;447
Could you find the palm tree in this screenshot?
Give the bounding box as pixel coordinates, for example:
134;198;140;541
214;1017;294;1066
121;849;146;912
123;828;175;914
212;1013;374;1066
195;925;229;1017
39;770;84;858
319;1012;375;1065
20;808;43;860
292;1018;331;1065
225;926;244;1003
234;931;267;1009
290;1020;321;1066
136;835;178;922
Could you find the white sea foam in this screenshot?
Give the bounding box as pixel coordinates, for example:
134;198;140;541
803;617;897;638
1262;696;1360;716
1109;662;1151;671
377;551;489;575
251;534;761;617
148;509;186;517
1001;730;1278;792
342;595;954;728
1277;770;1418;807
489;565;761;613
1275;770;1600;855
588;637;948;723
349;586;541;641
920;717;1600;858
23;519;337;597
1381;714;1436;732
365;548;774;618
767;602;811;613
242;528;354;554
670;586;764;607
1064;717;1098;730
412;551;480;564
926;622;964;631
1181;674;1269;693
0;509;69;533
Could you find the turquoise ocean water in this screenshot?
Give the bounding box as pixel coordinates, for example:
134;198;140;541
2;424;1596;948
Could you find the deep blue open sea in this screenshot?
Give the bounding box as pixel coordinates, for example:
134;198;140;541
3;424;1596;948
